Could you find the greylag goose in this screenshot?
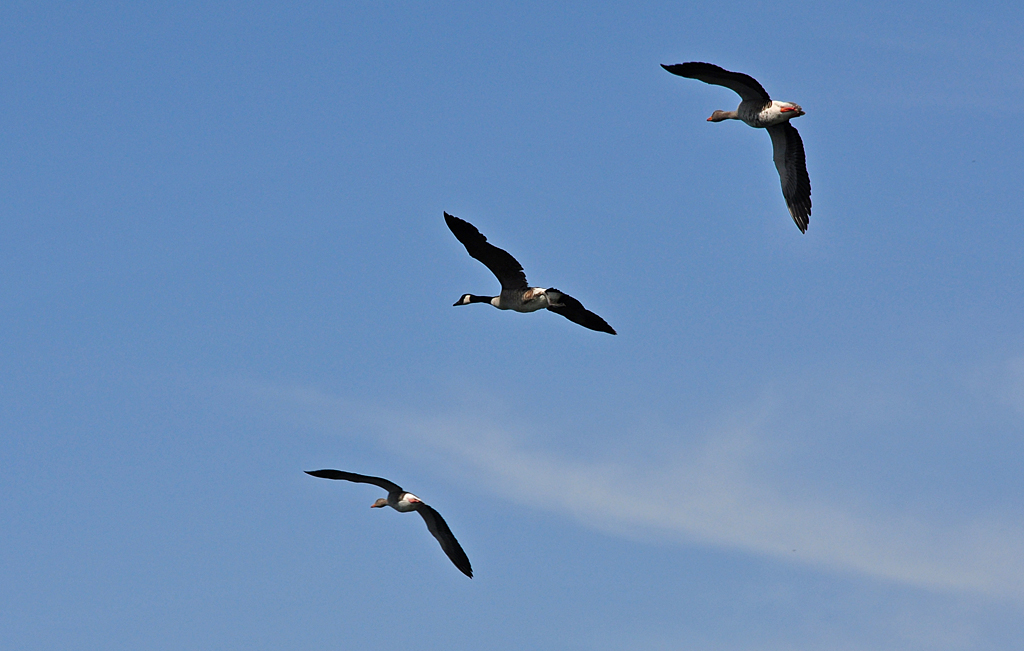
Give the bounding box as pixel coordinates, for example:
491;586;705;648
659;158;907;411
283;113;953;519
445;212;616;334
305;469;473;578
662;62;812;232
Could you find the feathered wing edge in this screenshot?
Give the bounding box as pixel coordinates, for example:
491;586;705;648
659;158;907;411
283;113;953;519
767;123;811;232
305;469;403;494
661;62;771;106
416;503;473;578
545;289;616;335
444;212;529;290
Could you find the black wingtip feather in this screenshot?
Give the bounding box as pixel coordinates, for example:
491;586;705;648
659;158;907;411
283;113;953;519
661;62;726;78
444;211;529;291
661;62;771;104
416;504;474;578
546;288;617;335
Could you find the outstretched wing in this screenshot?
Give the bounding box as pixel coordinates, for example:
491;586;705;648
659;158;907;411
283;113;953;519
545;289;616;335
415;503;473;578
767;122;812;232
662;62;771;106
445;212;529;291
305;469;403;495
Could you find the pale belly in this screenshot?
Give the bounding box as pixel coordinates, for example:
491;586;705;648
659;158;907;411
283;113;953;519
738;100;799;128
494;289;551;312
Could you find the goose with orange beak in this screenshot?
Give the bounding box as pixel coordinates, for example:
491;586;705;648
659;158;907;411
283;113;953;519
662;61;812;232
306;469;473;578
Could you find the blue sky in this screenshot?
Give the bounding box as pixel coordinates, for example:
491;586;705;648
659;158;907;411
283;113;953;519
3;1;1024;649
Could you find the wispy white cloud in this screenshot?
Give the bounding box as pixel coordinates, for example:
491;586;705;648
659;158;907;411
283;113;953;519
246;379;1024;602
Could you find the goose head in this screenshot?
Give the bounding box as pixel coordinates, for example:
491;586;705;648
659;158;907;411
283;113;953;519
454;294;492;306
707;110;737;122
371;498;388;508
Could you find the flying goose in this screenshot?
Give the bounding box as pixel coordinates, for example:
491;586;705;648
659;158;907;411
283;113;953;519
662;62;812;232
305;469;473;578
445;212;616;334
